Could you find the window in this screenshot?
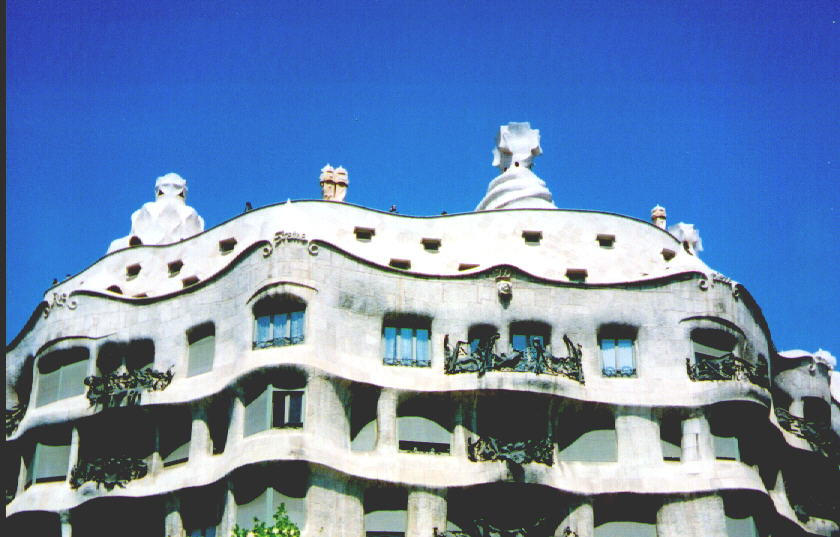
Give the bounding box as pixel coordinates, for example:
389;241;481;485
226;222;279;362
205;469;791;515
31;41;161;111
126;263;142;279
397;397;452;454
26;428;71;486
600;339;636;377
389;258;411;270
218;237;237;254
354;226;375;241
565;268;588;283
182;275;200;287
159;407;191;467
96;340;154;376
168;260;184;276
244;378;306;437
234;465;307;531
253;297;306;349
597;234;615;248
421;238;441;252
364;488;407;537
36;348;89;406
692;329;737;363
383;318;431;367
510;322;550;359
182;484;224;537
187;323;215;377
188;527;216;537
522;230;542;244
469;324;498;354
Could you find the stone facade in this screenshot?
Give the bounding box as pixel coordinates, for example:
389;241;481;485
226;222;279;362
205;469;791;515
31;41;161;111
5;149;839;536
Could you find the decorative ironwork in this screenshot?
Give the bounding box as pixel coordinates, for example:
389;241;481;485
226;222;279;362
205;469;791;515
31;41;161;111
84;368;174;408
253;335;305;350
685;353;769;389
5;403;27;436
433;518;556;537
602;366;636;377
467;436;553;466
775;408;840;461
445;334;584;383
70;456;148;490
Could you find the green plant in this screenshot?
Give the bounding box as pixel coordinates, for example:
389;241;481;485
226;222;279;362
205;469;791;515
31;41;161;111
231;504;300;537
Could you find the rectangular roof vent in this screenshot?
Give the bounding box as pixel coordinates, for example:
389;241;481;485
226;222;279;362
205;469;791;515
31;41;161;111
354;227;375;241
389;259;411;270
566;268;588;283
421;238;441;252
597;234;616;248
522;230;543;244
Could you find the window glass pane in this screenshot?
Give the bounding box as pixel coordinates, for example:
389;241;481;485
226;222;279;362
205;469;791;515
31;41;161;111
274;313;290;341
601;339;617;370
291;311;305;342
59;359;88;399
617;339;634;370
256;316;271;344
245;389;271;436
188;335;215;377
37;369;61;406
415;329;429;366
288;392;303;425
383;327;397;364
237;488;271;529
163;438;190;466
713;434;740;460
272;390;287;428
511;334;527;352
399;328;414;364
469;338;481;353
34;442;70;481
531;335;544;348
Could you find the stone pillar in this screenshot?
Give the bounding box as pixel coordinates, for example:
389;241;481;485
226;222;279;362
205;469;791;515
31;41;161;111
306;374;350;449
656;494;727;537
557;499;593;537
681;409;713;462
376;388;399;453
407;487;447;537
452;396;475;459
789;398;805;418
67;426;81;483
218;479;237;537
164;493;185;537
615;406;662;465
226;389;246;449
16;451;28;496
189;403;212;462
59;510;72;537
306;467;365;536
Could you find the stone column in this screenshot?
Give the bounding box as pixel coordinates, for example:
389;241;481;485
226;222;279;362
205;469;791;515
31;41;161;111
557;499;593;537
306;374;350;449
218;479;237;537
452;396;474;460
306;467;364;536
188;403;212;463
67;426;81;484
789;398;805;418
656;494;727;537
615;406;662;465
681;409;714;462
164;493;185;537
226;389;246;449
149;421;164;475
376;388;399;453
59;510;72;537
407;487;447;537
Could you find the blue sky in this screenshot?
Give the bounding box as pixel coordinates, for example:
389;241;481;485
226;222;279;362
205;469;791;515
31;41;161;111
7;0;839;359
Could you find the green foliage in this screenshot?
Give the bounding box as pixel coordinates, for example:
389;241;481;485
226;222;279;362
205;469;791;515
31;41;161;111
231;504;300;537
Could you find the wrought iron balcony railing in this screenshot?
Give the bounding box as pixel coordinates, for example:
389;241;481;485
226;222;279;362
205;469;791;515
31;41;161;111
445;334;584;384
69;456;148;490
5;403;27;436
467;435;553;466
84;368;174;408
602;366;636;377
685;353;770;389
432;520;568;537
252;335;305;350
775;408;840;461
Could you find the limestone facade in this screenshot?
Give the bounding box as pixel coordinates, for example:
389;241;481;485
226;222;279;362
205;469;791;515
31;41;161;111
6;199;839;536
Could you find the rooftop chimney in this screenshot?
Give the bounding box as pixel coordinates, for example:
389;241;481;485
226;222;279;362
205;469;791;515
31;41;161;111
651;205;667;229
320;164;349;202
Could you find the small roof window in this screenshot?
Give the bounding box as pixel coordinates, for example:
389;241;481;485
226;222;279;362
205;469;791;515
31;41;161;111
389;259;411;270
219;237;237;254
522;230;543;245
597;234;615;248
661;248;676;261
354;227;375;241
125;264;142;280
566;268;588;283
421;238;441;252
458;263;480;271
168;260;184;276
182;276;200;288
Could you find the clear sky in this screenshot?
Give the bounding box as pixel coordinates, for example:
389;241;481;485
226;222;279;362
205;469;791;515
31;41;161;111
7;1;839;360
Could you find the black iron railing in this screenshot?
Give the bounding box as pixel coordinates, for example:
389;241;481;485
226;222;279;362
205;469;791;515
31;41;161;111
84;368;173;408
467;436;553;466
69;456;148;490
252;335;305;350
432;520;567;537
445;334;584;383
5;403;27;436
775;408;840;460
686;353;769;389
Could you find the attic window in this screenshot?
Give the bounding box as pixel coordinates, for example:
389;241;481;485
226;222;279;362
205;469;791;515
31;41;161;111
354;227;375;241
133;293;148;298
661;248;676;261
168;260;184;276
421;238;441;252
182;276;200;288
129;236;142;247
522;230;543;245
389;259;411;270
125;264;142;280
566;268;588;283
458;263;480;271
106;285;123;294
219;237;237;254
597;234;615;248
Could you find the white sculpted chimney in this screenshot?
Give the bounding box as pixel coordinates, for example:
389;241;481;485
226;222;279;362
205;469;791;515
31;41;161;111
320;164;349;202
651;205;667;229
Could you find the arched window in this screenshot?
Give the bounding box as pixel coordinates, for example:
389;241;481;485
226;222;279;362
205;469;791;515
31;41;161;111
253;296;306;350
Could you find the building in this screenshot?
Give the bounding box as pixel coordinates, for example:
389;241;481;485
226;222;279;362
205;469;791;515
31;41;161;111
5;123;839;537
